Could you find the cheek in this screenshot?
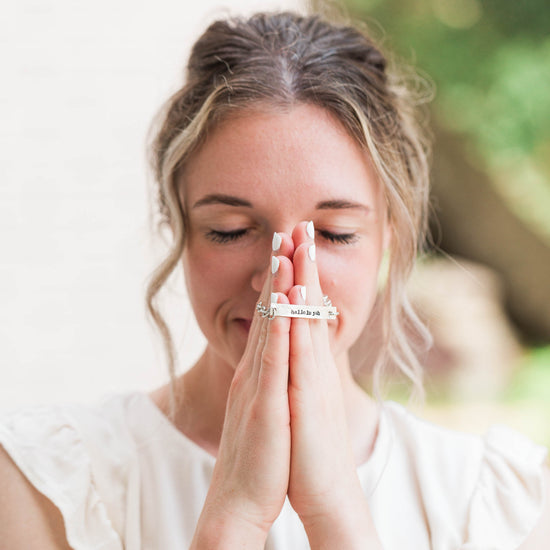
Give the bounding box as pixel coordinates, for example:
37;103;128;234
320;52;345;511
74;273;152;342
318;248;383;342
320;250;380;304
184;250;217;295
182;248;231;320
183;247;253;311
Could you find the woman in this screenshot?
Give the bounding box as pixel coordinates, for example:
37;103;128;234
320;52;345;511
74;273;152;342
1;10;548;549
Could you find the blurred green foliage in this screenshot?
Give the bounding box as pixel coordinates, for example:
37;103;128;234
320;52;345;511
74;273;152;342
344;0;550;240
505;346;550;402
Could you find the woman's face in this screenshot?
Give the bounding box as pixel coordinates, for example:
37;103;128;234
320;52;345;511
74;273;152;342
180;103;390;371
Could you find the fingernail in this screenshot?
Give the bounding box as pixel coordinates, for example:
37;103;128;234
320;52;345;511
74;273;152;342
300;285;307;302
272;232;282;251
271;256;280;274
308;244;316;262
306;220;315;239
271;292;278;304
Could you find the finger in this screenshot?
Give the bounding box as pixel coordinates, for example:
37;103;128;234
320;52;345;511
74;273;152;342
292;242;324;307
257;291;291;401
272;231;295;262
292;223;331;351
292;221;323;306
245;233;293;368
292;226;329;338
271;254;295;298
252;253;293;377
291;220;314;251
293;222;326;328
288;284;317;391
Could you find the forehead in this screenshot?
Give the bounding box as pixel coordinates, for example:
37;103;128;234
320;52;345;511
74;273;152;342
180;103;382;209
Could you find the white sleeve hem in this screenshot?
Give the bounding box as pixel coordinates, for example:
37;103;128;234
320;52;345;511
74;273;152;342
461;424;548;550
0;407;123;550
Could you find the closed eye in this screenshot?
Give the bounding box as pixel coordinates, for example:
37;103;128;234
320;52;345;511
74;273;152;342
206;228;248;243
318;230;358;245
206;228;357;245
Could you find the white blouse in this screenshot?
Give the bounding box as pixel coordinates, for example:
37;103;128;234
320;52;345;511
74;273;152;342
0;392;546;549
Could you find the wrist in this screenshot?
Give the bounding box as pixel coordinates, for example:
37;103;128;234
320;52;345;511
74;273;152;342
190;499;270;550
301;494;382;550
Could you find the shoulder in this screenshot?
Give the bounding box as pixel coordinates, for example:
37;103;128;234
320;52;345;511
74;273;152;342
0;445;71;549
0;395;138;487
0;396;140;550
381;401;485;518
382;401;549;549
383;400;486;481
516;465;550;549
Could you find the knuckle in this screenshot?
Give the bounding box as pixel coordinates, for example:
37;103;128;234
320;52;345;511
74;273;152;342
260;344;288;376
268;318;289;335
260;349;279;371
289;345;315;365
248;399;265;422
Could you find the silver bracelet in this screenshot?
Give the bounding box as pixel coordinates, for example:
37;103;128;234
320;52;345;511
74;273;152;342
256;301;339;320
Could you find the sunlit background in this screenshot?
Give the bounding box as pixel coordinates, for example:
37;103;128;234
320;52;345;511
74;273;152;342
338;0;550;449
2;0;549;450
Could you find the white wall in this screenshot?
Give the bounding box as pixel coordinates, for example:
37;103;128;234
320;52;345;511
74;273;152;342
0;0;301;410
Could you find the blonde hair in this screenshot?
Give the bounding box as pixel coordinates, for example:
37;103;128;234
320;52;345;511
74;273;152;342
147;11;432;400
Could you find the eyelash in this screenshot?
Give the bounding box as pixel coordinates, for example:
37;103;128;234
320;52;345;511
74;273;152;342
206;229;248;243
317;230;358;245
206;229;357;245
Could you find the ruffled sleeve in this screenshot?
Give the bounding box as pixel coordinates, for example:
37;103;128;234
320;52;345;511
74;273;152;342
0;405;123;550
462;424;548;550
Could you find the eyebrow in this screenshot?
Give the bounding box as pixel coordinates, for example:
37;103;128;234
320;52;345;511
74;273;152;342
192;194;253;209
192;194;369;212
315;199;370;212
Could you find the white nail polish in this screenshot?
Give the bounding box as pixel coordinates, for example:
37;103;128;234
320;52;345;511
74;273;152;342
271;292;278;304
271;256;280;274
308;244;316;262
272;232;282;251
306;220;315;239
300;286;307;302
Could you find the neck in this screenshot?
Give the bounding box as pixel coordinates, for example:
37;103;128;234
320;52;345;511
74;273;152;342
335;353;380;466
152;346;380;464
151;346;233;457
